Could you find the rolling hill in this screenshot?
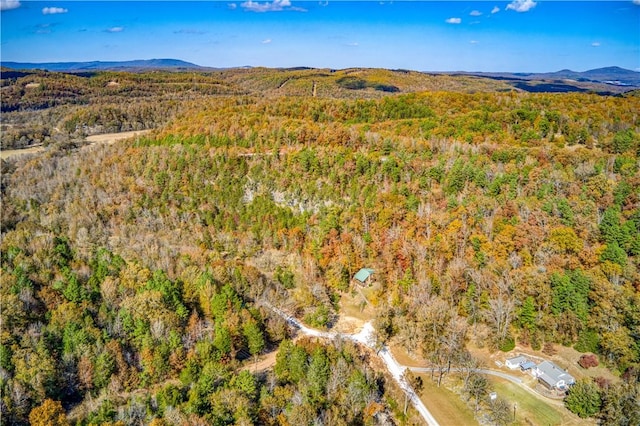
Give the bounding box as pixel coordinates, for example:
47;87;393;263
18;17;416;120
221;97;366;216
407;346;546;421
1;58;207;72
459;66;640;88
2;60;638;95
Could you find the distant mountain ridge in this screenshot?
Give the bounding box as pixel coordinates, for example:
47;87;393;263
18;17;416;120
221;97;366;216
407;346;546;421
2;60;637;85
460;66;640;87
2;60;638;94
1;58;208;72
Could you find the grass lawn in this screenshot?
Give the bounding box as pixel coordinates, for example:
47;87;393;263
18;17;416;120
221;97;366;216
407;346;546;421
487;377;590;426
552;345;619;384
415;374;478;426
337;286;377;322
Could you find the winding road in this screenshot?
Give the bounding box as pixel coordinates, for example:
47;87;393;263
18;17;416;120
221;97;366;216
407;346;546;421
263;302;440;425
407;367;523;385
261;301;534;425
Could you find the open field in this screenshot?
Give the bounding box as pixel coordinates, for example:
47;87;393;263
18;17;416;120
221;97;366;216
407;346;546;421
552;345;620;383
416;374;479;426
487;376;591;426
469;342;621;387
85;129;153;144
337;286;378;323
1;130;153;160
391;344;593;426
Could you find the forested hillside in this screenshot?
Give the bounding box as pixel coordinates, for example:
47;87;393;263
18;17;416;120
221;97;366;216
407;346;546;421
3;66;632;150
1;67;639;425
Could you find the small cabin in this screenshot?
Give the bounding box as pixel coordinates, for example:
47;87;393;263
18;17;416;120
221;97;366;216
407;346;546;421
353;268;374;286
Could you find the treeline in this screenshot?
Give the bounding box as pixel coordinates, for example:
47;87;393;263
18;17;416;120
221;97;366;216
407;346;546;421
162;91;639;154
564;376;640;424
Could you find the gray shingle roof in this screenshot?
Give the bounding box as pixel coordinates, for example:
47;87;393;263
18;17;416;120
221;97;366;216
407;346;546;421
506;355;529;366
536;361;575;388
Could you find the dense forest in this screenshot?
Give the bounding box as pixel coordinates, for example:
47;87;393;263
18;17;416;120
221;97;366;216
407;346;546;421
1;67;639;425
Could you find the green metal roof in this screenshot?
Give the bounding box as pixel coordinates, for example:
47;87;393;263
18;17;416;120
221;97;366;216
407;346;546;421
353;268;374;283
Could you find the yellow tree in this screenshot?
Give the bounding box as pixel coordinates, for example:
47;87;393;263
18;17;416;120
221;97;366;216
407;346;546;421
29;399;69;426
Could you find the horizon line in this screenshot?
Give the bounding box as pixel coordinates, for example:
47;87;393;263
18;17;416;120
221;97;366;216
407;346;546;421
2;58;639;75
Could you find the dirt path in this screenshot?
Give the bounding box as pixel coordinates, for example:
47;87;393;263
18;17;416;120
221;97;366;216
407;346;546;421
85;129;152;145
1;145;45;160
241;351;278;373
240;315;366;374
332;314;367;334
278;78;290;89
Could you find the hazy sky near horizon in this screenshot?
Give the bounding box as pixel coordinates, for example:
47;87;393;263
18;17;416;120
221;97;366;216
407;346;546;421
1;1;639;72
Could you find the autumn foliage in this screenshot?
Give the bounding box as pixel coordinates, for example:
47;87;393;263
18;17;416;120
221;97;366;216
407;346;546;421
1;66;639;424
579;354;600;369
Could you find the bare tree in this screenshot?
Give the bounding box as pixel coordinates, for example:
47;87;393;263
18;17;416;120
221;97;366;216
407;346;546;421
486;296;515;345
485;272;515;346
464;372;488;413
458;351;482;391
487;397;513;426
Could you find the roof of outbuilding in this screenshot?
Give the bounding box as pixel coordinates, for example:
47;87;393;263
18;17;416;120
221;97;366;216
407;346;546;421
354;268;374;283
506;355;529;365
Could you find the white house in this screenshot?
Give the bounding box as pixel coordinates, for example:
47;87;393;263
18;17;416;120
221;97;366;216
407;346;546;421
533;361;575;390
505;355;529;370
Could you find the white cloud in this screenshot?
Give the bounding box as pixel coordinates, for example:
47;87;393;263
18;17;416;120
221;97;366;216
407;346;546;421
445;17;461;24
470;40;479;44
42;6;68;14
633;0;640;5
241;0;305;12
506;0;537;12
106;26;124;33
1;0;21;11
262;38;272;44
469;10;482;16
345;42;359;47
591;42;601;47
491;6;500;14
228;3;237;9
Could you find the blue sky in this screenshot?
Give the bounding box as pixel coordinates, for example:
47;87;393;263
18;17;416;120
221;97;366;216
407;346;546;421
1;1;639;72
